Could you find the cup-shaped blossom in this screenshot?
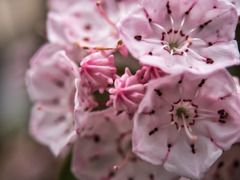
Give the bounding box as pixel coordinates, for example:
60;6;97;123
117;0;239;73
133;69;240;179
26;44;79;156
71;108;180;180
79;52;116;94
107;68;145;118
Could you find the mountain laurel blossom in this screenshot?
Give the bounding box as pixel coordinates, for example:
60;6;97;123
132;69;240;179
26;43;79;156
117;0;239;73
25;0;240;179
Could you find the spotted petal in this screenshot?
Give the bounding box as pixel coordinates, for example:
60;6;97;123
117;0;239;73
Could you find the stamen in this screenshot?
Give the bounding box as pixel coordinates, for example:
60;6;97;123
93;47;115;50
151;22;170;41
185;27;198;36
75;41;116;50
169;16;175;43
198;108;218;114
141;38;168;45
181;113;198;141
151;22;168;34
195;113;219;119
169;21;176;43
191;38;208;45
186;47;207;62
96;1;117;31
113;152;130;170
179;16;186;29
173;37;192;53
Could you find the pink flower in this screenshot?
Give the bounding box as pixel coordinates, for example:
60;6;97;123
107;68;145;118
29;105;76;156
26;44;79;104
117;0;239;73
133;69;240;179
80;52;117;94
47;0;138;53
26;44;79;156
71;108;179;180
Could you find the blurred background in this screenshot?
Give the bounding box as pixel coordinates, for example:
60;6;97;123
0;0;240;180
0;1;63;180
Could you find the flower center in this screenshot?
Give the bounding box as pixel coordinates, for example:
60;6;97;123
164;30;192;54
169;42;179;51
176;107;188;119
170;99;198;141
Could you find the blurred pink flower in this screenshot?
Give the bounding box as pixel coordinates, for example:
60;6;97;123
72;107;179;180
26;44;79;156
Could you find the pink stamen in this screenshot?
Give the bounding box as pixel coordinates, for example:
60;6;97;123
181;113;198;141
173;37;192;53
113;152;130;171
96;1;117;31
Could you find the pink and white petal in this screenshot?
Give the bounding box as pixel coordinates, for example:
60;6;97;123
72;107;178;180
113;159;180;180
47;13;70;46
29;43;63;66
193;94;240;150
72;108;131;180
141;0;171;27
190;40;240;73
139;54;193;74
164;132;222;180
30;105;76;156
189;0;237;42
26;51;78;102
74;79;98;133
26;67;65;101
133;123;178;166
71;122;120;180
192;69;237;100
47;0;119;48
117;6;157;58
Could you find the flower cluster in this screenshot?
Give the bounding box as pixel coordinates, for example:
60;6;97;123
26;0;240;179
